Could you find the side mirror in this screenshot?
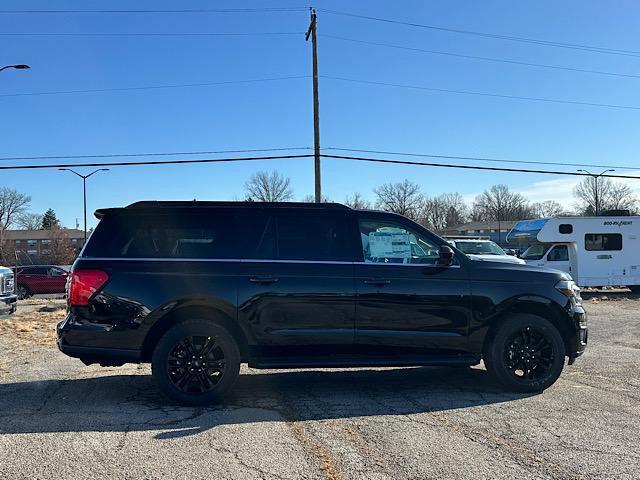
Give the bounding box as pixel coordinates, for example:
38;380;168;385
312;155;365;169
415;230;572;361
505;249;516;256
438;245;454;266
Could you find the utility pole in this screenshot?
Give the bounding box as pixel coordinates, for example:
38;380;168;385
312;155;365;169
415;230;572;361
306;8;321;203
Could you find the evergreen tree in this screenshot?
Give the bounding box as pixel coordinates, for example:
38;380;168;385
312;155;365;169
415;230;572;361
41;208;59;229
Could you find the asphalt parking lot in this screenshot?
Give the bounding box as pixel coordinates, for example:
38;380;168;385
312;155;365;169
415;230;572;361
0;296;639;480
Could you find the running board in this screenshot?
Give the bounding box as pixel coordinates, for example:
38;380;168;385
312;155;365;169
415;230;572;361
248;354;480;369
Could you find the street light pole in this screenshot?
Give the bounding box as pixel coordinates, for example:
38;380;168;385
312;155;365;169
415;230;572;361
577;169;615;216
0;64;30;73
58;168;109;243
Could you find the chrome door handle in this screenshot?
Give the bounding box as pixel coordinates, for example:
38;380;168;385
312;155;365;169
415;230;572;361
249;276;279;284
363;279;391;286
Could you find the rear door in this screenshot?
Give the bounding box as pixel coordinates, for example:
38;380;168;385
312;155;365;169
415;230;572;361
20;266;48;294
354;213;472;352
236;209;358;347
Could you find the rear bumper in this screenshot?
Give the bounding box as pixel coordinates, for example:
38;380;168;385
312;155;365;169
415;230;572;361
0;294;17;314
57;314;141;364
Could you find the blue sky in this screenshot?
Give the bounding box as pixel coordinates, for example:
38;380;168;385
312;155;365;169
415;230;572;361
2;0;640;228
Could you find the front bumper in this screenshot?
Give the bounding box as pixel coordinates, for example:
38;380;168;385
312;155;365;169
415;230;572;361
0;294;17;314
567;304;587;363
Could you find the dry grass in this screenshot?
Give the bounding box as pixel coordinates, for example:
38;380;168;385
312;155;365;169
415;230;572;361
0;308;64;346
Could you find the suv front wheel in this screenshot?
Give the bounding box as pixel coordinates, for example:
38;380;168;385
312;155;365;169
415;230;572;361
151;319;241;405
484;314;565;392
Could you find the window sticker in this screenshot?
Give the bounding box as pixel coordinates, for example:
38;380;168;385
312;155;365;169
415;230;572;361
368;231;413;259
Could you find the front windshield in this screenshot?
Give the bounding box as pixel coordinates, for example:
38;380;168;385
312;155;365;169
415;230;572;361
521;244;551;260
455;241;505;255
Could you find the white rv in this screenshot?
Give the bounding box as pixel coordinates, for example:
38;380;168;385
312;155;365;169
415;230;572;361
507;216;640;291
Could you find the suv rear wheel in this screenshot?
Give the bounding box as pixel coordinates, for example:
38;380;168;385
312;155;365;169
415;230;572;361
484;314;565;392
17;284;29;300
151;319;240;405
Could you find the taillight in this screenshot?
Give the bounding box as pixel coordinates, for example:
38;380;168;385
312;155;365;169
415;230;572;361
69;270;109;306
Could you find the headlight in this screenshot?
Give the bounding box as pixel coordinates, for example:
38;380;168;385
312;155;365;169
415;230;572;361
555;280;581;303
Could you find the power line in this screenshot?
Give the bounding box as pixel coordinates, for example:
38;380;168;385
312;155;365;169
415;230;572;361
0;154;314;170
0;7;308;14
0;147;312;162
0;75;310;98
321;154;640;180
0;32;303;37
321;75;640;111
1;152;638;180
317;8;640;58
323;35;640;80
323;147;640;171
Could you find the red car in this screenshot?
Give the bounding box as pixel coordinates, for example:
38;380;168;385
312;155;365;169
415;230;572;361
15;265;69;299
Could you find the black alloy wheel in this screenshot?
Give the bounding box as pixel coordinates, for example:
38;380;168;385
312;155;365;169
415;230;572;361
503;326;555;382
152;319;241;405
166;335;226;394
484;314;565;393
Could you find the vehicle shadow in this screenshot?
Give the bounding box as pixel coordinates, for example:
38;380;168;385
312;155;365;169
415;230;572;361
0;366;534;439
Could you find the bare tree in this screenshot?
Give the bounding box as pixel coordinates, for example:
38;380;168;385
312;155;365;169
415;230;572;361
531;200;567;218
244;171;294;202
373;179;424;221
46;225;76;265
344;192;371;209
302;194;332;203
574;177;637;215
472;184;532;222
16;212;43;230
421;193;468;230
0;188;31;230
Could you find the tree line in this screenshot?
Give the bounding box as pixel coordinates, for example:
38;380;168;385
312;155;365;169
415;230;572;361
0;188;74;264
243;170;639;230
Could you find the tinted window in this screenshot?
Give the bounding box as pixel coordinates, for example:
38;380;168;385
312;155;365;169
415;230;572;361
359;219;440;265
547;245;569;261
276;215;354;261
21;267;47;275
585;233;622;251
235;215;276;259
84;213;236;258
559;224;573;234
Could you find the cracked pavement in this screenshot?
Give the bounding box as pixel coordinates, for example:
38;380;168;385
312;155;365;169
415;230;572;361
1;297;639;479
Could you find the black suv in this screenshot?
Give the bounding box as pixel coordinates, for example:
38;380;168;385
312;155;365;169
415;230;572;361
57;201;587;404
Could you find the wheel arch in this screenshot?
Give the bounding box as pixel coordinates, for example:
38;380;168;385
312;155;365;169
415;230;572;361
480;296;574;358
141;304;249;362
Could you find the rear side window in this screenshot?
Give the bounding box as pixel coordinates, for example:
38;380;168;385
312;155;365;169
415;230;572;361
84;213;236;259
21;267;48;275
585;233;622;251
276;215;355;261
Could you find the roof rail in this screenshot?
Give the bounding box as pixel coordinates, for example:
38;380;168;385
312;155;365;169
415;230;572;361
124;200;351;210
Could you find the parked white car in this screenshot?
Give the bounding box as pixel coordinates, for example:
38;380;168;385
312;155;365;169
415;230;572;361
447;239;526;265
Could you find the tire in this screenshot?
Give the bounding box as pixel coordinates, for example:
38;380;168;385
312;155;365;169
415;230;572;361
483;314;565;393
151;319;241;405
16;284;29;300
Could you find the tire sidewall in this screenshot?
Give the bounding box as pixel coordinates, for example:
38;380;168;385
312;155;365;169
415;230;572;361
151;319;241;405
486;314;566;392
17;284;29;300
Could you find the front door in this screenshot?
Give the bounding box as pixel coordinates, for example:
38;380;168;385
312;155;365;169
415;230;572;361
354;215;471;353
236;211;357;348
545;244;573;276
